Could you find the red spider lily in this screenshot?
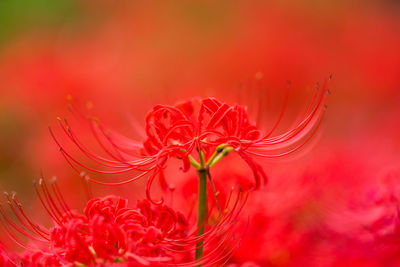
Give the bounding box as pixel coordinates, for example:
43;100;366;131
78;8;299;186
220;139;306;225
51;79;329;200
0;178;247;266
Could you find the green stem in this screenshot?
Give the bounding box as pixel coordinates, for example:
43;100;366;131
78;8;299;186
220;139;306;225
195;167;207;263
191;147;232;265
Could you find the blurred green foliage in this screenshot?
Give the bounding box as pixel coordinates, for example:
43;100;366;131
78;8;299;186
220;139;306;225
0;0;81;45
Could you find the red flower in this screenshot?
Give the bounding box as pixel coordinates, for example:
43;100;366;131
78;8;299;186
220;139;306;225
0;178;246;266
51;79;329;197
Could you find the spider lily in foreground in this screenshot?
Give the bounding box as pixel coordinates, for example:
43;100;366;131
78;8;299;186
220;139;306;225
51;79;329;192
50;78;330;261
0;178;247;266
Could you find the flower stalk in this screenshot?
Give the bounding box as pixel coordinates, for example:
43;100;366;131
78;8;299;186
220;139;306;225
190;146;234;264
195;165;207;263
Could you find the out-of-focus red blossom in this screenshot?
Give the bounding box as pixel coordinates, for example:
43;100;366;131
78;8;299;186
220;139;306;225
322;171;400;266
222;104;400;267
226;136;400;266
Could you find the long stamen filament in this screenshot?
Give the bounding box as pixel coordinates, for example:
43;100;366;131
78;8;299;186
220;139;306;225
207;170;221;214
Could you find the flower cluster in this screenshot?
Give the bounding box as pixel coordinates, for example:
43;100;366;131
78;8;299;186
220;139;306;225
0;178;246;266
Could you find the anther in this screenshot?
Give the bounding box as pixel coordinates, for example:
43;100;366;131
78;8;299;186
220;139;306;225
50;176;57;184
89;246;97;257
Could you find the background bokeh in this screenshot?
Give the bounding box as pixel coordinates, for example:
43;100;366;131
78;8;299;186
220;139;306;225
0;0;399;265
